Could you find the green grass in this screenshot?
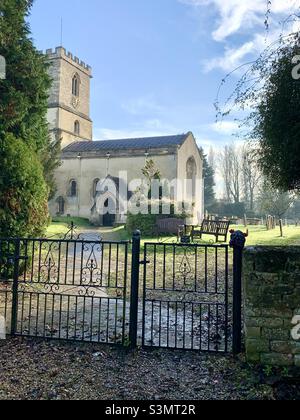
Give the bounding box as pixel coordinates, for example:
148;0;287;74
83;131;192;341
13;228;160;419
47;219;300;247
51;216;91;228
47;217;92;238
235;224;300;247
139;225;300;248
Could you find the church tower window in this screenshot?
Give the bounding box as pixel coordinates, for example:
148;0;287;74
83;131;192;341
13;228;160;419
72;74;80;97
74;120;80;135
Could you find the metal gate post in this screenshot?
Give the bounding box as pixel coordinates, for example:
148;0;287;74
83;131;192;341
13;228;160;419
232;245;243;354
129;230;141;348
11;239;21;336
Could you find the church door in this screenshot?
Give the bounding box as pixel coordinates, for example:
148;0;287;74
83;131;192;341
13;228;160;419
103;198;116;227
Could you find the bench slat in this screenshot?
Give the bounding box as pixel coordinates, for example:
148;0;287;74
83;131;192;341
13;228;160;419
190;219;230;243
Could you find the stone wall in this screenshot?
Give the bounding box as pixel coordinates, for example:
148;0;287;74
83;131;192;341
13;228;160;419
243;247;300;367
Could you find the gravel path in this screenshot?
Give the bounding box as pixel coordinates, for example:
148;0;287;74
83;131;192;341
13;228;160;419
0;338;275;400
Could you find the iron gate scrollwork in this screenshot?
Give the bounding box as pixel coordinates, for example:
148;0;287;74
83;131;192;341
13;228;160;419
0;238;129;345
141;242;232;353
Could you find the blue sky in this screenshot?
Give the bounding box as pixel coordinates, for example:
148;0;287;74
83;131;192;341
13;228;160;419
29;0;298;151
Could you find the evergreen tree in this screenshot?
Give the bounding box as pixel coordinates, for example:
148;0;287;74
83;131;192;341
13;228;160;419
0;134;49;237
202;152;216;210
252;44;300;191
0;0;60;236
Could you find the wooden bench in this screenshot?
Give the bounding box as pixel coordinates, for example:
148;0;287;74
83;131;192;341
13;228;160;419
189;220;231;243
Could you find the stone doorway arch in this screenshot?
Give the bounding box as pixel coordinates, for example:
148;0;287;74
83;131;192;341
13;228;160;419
102;197;116;227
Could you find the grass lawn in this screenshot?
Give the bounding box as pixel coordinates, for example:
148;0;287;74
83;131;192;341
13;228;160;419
235;224;300;247
46;216;96;238
139;225;300;247
47;218;300;246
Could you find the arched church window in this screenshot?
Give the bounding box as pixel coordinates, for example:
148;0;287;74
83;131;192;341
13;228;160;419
74;120;80;135
69;180;77;197
92;178;100;198
57;197;65;215
72;74;80;97
186;157;197;200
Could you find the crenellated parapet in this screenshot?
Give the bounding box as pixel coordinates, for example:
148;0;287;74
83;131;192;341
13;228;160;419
42;46;92;76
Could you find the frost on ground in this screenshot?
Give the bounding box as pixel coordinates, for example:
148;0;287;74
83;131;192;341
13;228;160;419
0;338;275;401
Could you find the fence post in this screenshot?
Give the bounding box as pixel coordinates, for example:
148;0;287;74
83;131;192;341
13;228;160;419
11;239;21;336
129;230;141;348
232;244;243;354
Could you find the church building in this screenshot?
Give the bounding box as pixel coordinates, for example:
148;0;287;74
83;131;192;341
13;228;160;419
46;47;204;226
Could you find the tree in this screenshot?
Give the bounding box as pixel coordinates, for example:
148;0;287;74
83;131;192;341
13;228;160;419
0;134;49;238
0;0;59;236
141;159;161;187
0;0;60;195
219;144;241;203
208;146;216;172
258;180;296;219
241;144;261;212
203;153;216;209
251;45;300;191
215;12;300;191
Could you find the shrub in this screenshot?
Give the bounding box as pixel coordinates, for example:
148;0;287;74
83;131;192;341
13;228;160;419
126;213;157;237
0;134;50;238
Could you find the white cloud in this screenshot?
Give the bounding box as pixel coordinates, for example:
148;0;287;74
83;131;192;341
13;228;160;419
181;0;300;72
93;128;166;140
181;0;299;41
211;120;240;135
203;40;257;73
94;120;182;141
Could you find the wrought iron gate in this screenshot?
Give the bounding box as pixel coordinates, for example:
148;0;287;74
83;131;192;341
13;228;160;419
141;242;232;353
0;238;129;345
0;232;243;353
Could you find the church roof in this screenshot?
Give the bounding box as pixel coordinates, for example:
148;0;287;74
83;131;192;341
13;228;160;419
63;133;191;153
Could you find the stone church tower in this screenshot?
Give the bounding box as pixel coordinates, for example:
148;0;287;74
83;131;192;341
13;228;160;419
45;47;93;147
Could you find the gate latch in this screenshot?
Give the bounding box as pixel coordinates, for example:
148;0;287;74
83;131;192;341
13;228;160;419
139;260;150;266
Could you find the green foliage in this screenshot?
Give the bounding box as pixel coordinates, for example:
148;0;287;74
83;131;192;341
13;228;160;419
126;204;188;237
0;0;61;192
41;132;61;199
0;0;50;149
217;32;300;192
0;134;49;238
258;180;296;218
252;44;300;191
126;213;157;237
202;152;216;209
0;0;60;236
